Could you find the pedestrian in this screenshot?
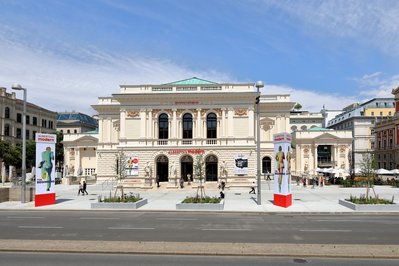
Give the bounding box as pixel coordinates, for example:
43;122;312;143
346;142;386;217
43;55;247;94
77;182;83;196
218;181;226;191
249;182;256;194
219;191;225;199
266;172;271;181
180;177;184;188
302;177;306;187
82;180;88;195
156;175;160;188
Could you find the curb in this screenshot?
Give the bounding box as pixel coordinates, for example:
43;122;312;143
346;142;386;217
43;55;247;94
1;240;399;259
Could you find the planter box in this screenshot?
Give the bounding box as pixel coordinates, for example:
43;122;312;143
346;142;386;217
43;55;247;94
91;199;147;209
338;199;399;211
176;200;224;210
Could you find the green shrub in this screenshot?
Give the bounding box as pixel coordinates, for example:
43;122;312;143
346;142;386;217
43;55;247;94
347;194;394;205
182;196;221;204
100;193;141;203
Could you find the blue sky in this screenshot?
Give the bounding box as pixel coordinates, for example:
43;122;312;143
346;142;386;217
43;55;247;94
1;0;399;114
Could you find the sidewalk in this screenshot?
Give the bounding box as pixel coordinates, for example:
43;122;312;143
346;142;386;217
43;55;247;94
1;181;398;212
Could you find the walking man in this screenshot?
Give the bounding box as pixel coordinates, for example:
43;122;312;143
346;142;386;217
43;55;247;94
82;181;88;195
77;182;83;196
249;182;256;194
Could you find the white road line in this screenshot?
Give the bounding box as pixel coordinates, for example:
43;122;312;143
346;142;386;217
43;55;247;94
201;228;252;231
313;220;363;222
80;217;120;220
18;226;64;229
156;218;198;221
108;227;155;230
300;229;352;232
8;216;45;219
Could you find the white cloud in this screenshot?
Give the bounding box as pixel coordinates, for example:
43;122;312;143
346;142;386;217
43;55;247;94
265;0;399;55
262;84;359;112
355;73;399;98
0;35;231;115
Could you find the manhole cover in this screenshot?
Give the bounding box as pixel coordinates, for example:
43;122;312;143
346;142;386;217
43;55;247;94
234;193;241;195
293;258;308;263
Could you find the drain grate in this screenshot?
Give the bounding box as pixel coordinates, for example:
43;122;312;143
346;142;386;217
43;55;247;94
293;258;308;263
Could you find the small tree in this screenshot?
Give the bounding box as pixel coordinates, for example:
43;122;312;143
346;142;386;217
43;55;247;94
194;154;206;201
359;153;378;199
112;151;129;198
293;103;302;110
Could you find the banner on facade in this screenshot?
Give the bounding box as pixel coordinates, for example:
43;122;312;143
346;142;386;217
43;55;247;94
273;132;292;208
234;154;248;175
126;155;139;176
35;133;56;207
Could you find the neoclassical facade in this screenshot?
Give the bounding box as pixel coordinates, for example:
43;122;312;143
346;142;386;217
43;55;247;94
291;128;353;176
87;78;294;187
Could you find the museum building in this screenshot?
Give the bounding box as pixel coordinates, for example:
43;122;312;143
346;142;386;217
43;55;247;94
82;77;295;187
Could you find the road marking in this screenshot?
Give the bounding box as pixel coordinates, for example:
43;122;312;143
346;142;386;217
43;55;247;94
300;229;352;232
108;227;155;230
80;217;120;220
18;226;64;229
201;228;252;231
293;235;304;240
313;220;363;222
8;216;45;219
156;218;198;221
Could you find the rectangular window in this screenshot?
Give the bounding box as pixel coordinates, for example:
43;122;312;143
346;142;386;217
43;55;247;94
16;128;22;139
26;130;30;140
371;111;374;116
26;115;30;125
17;113;22;123
42;119;47;128
33;131;37;139
380;111;383;116
33;117;37;125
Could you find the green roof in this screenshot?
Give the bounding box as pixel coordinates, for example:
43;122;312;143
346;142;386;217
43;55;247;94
308;127;330;131
84;129;98;134
166;77;218;85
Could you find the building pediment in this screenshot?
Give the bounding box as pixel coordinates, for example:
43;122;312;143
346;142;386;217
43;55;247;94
313;132;341;140
75;135;98;143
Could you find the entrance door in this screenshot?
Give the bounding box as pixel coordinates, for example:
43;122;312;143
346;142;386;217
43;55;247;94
206;155;218;181
156;155;169;182
180;155;193;181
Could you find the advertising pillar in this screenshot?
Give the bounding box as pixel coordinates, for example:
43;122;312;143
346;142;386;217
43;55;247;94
273;132;292;208
35;133;56;207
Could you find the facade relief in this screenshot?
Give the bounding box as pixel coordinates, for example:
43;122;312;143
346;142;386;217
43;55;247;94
127;111;139;118
234;108;247;116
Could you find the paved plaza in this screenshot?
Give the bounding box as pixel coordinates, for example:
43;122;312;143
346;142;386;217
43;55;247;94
1;180;398;212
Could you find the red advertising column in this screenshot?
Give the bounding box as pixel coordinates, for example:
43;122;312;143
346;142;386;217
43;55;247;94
273;133;292;208
35;133;56;207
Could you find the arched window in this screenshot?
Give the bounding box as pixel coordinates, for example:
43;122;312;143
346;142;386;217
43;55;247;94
4;107;10;119
206;113;217;139
158;113;168;139
4;124;10;136
291;125;297;132
262;156;271;174
301;125;307;130
182;113;193;139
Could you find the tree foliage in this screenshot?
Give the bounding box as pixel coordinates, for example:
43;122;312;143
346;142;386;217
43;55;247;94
293;103;302;110
56;131;64;167
0;140;21;167
359;153;378;199
113;151;128;181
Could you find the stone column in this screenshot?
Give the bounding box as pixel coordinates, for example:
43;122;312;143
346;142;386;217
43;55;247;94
74;148;80;176
120;110;126;139
227;108;234;138
140;109;146;139
197;109;201;139
172;109;177;139
248;107;254;139
148;109;153;139
108;118;112;143
221;108;226;138
313;144;318;173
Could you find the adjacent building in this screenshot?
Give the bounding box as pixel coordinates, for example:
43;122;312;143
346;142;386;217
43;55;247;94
289;110;324;132
56;112;98;134
0;87;56;145
374;88;399;170
327;98;395;169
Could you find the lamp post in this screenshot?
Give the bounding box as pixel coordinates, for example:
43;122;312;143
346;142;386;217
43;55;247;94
11;83;27;203
255;81;264;205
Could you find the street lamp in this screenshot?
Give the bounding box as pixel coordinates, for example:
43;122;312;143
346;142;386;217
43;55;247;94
12;83;27;203
255;80;264;205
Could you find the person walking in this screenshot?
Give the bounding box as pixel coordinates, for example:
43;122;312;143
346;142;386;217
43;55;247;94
156;175;160;188
180;177;184;189
266;172;271;181
77;182;83;196
249;182;256;194
82;181;88;195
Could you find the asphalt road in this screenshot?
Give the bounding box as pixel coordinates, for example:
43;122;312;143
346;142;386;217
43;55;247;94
0;210;398;245
1;252;399;266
